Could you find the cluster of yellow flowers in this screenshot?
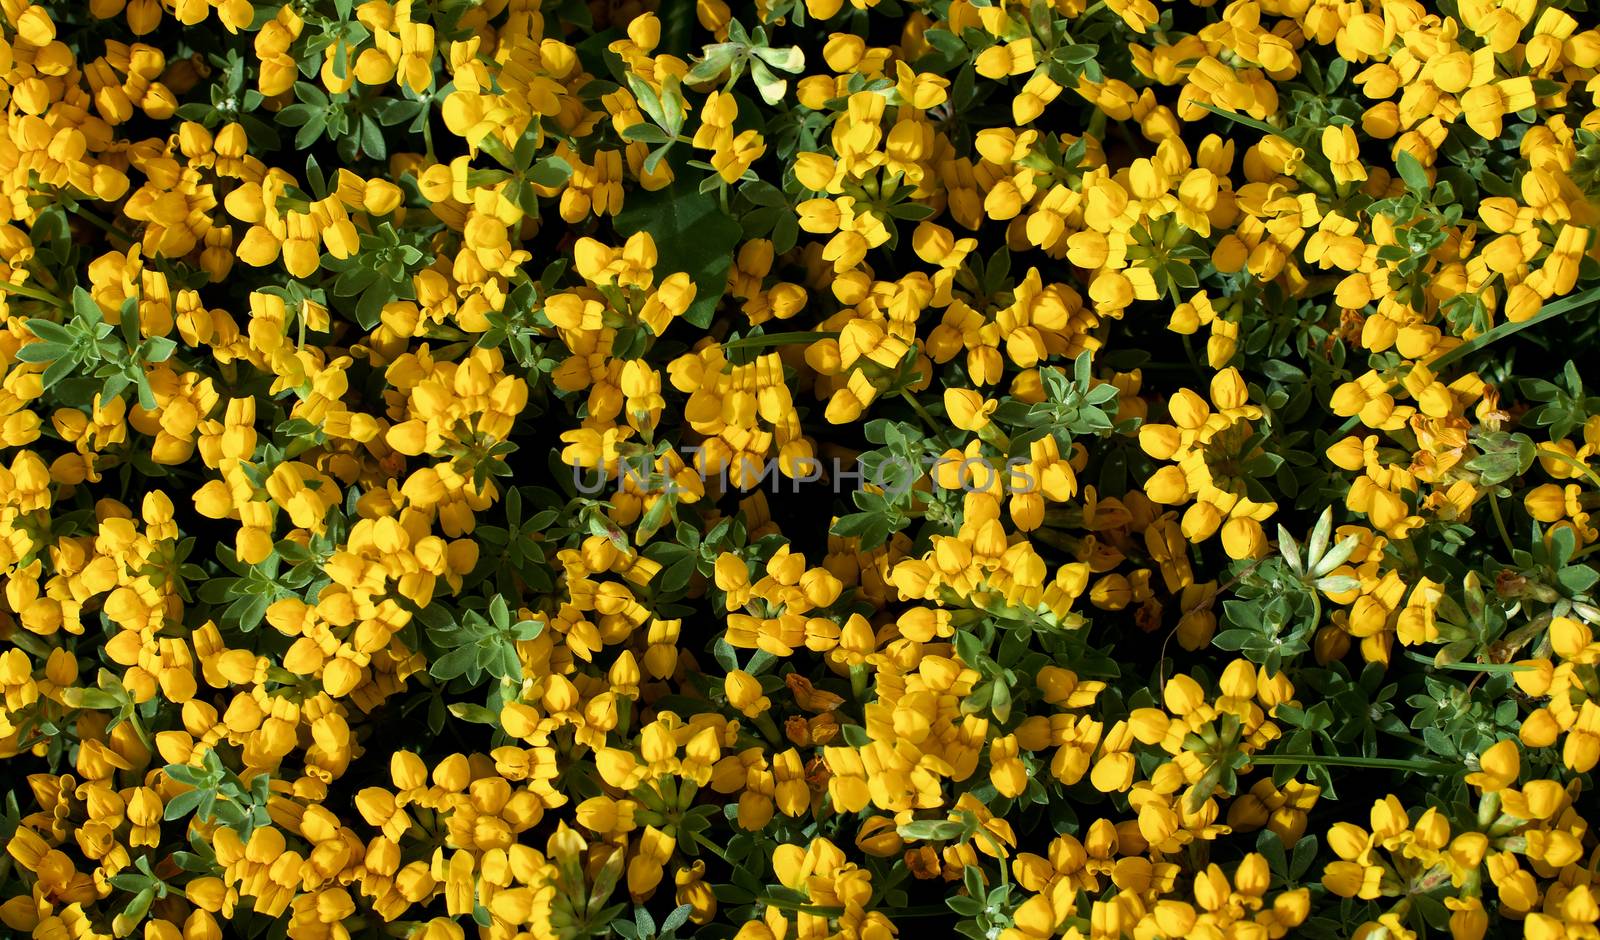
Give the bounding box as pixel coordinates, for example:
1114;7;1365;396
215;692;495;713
2;0;1600;938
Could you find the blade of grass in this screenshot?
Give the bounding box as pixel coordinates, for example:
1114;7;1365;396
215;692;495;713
1248;754;1456;773
1429;285;1600;373
721;330;837;351
1198;103;1285;137
1328;285;1600;439
1402;651;1531;673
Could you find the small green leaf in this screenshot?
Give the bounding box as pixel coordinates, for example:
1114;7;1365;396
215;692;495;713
896;819;966;840
1395;151;1430;193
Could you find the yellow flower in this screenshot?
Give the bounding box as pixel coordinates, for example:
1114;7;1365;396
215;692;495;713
943;387;996;431
1321;125;1368;184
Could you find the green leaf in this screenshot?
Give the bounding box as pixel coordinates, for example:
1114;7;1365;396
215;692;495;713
643;143;675;175
108;873;153;893
1395;151;1430;193
144;336;177;362
659;903;694;934
528;155;573;188
896;818;966;840
1197;103;1282;138
61;688;122;709
749;59;788;106
15;341;69;365
686;44;742;83
71;286;102;324
24;318;73;344
752;45;805;73
448;703;499;724
1559;564;1600;593
276;104;315;127
115;887;156;935
163;788;206;820
164;764;204;786
657;74;686;138
621;123;672;144
625;74;669;130
1056;44;1098;64
430;646;478;681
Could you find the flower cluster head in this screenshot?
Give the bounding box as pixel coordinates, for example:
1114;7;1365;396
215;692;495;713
2;0;1600;938
1139;367;1277;559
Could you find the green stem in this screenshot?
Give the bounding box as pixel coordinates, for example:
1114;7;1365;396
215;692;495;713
890;905;965;918
1401;651;1529;673
122;706;153;752
756;895;845;917
1383;728;1430;748
1180;332;1204;382
972;824;1011;893
613;700;632;741
899;390;940;435
691;829;733;864
1489;491;1516;555
68;203;139;246
850;663;870;701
